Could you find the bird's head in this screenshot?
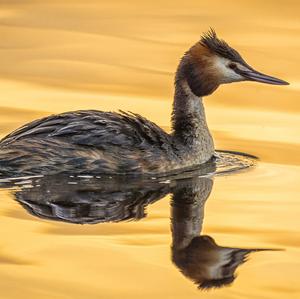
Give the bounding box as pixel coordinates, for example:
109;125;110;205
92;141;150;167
177;29;289;97
172;235;275;290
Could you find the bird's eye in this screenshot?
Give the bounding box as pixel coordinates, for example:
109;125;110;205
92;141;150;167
228;63;237;70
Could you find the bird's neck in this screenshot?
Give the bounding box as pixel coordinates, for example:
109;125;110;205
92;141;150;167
171;79;214;164
171;178;213;250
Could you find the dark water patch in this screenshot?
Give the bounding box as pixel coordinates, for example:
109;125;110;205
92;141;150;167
215;150;256;174
0;249;33;265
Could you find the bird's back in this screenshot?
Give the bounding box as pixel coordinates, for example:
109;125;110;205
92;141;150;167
0;110;178;177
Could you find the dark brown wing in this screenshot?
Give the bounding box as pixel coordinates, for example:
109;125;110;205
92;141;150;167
0;110;176;176
1;110;171;149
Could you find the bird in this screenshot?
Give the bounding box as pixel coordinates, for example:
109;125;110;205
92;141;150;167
0;29;288;177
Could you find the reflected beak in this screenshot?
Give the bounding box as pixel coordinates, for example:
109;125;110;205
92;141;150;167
237;67;289;85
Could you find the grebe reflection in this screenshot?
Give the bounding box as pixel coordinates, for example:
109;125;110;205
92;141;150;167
170;177;273;289
6;170;276;290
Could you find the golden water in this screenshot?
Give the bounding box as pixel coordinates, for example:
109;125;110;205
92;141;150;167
0;1;299;298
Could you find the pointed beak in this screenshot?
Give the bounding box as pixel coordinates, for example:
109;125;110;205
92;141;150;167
237;66;289;85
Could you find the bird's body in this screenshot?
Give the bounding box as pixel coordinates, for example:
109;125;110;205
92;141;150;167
0;110;179;175
0;30;288;177
0;106;213;176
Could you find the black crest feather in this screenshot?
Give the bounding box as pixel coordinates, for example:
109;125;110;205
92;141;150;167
200;29;246;65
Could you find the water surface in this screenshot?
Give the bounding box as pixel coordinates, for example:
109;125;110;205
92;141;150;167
0;1;299;298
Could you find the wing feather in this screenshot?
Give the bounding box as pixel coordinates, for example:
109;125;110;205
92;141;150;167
0;110;172;152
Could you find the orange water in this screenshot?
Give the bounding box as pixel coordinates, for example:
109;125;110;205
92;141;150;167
0;1;299;298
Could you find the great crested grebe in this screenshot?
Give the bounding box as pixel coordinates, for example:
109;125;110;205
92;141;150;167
0;30;288;176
